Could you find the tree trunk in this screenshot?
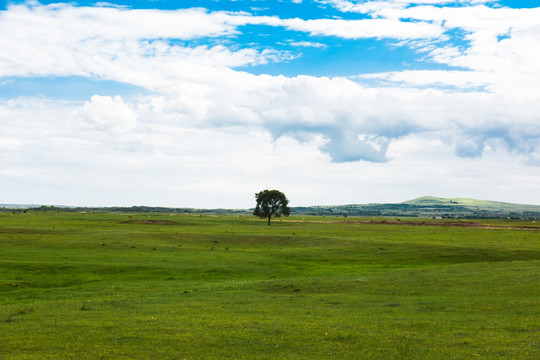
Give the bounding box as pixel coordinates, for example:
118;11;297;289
267;215;271;225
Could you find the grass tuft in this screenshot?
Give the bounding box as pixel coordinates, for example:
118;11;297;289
16;306;33;315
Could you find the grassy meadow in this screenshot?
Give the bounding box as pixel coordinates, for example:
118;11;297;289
1;212;539;359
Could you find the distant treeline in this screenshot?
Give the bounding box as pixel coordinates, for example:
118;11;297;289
3;203;540;220
290;203;540;219
2;205;250;215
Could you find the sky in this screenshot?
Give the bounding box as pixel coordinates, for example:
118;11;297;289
1;0;539;208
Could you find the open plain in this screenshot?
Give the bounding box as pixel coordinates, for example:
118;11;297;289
1;212;539;359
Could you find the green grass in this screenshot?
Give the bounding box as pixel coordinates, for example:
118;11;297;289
1;212;539;359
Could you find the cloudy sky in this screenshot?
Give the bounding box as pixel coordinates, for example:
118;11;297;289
1;0;539;208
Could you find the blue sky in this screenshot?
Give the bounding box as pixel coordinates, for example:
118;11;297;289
1;0;539;207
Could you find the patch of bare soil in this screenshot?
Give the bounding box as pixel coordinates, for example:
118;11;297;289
121;220;177;225
340;220;540;230
283;219;539;230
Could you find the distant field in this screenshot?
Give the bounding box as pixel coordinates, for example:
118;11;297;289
1;212;539;359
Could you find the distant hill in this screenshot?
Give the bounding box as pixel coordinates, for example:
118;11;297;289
0;204;42;209
402;196;540;213
291;197;540;219
1;204;249;215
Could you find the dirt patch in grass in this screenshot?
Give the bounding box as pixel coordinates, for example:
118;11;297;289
283;219;539;230
0;227;47;234
346;220;540;230
121;220;177;225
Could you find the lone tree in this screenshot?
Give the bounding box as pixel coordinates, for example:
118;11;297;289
254;189;290;225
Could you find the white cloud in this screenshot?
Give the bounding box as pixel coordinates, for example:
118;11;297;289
79;95;138;134
320;0;495;15
289;41;328;48
358;70;492;88
2;90;540;207
1;2;540;206
0;3;290;79
318;2;540;101
0;2;448;81
2;2;539;164
282;18;444;39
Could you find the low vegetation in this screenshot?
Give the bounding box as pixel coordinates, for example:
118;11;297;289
5;196;540;219
1;212;539;359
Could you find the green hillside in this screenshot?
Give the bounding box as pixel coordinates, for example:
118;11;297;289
404;196;501;209
403;196;540;212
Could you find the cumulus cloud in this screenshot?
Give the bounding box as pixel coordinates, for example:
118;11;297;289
79;95;138;134
129;71;540;164
323;132;391;163
1;1;540;168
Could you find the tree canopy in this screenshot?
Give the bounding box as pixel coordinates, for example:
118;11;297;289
254;189;290;225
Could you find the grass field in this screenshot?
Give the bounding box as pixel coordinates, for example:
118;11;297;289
1;212;539;359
